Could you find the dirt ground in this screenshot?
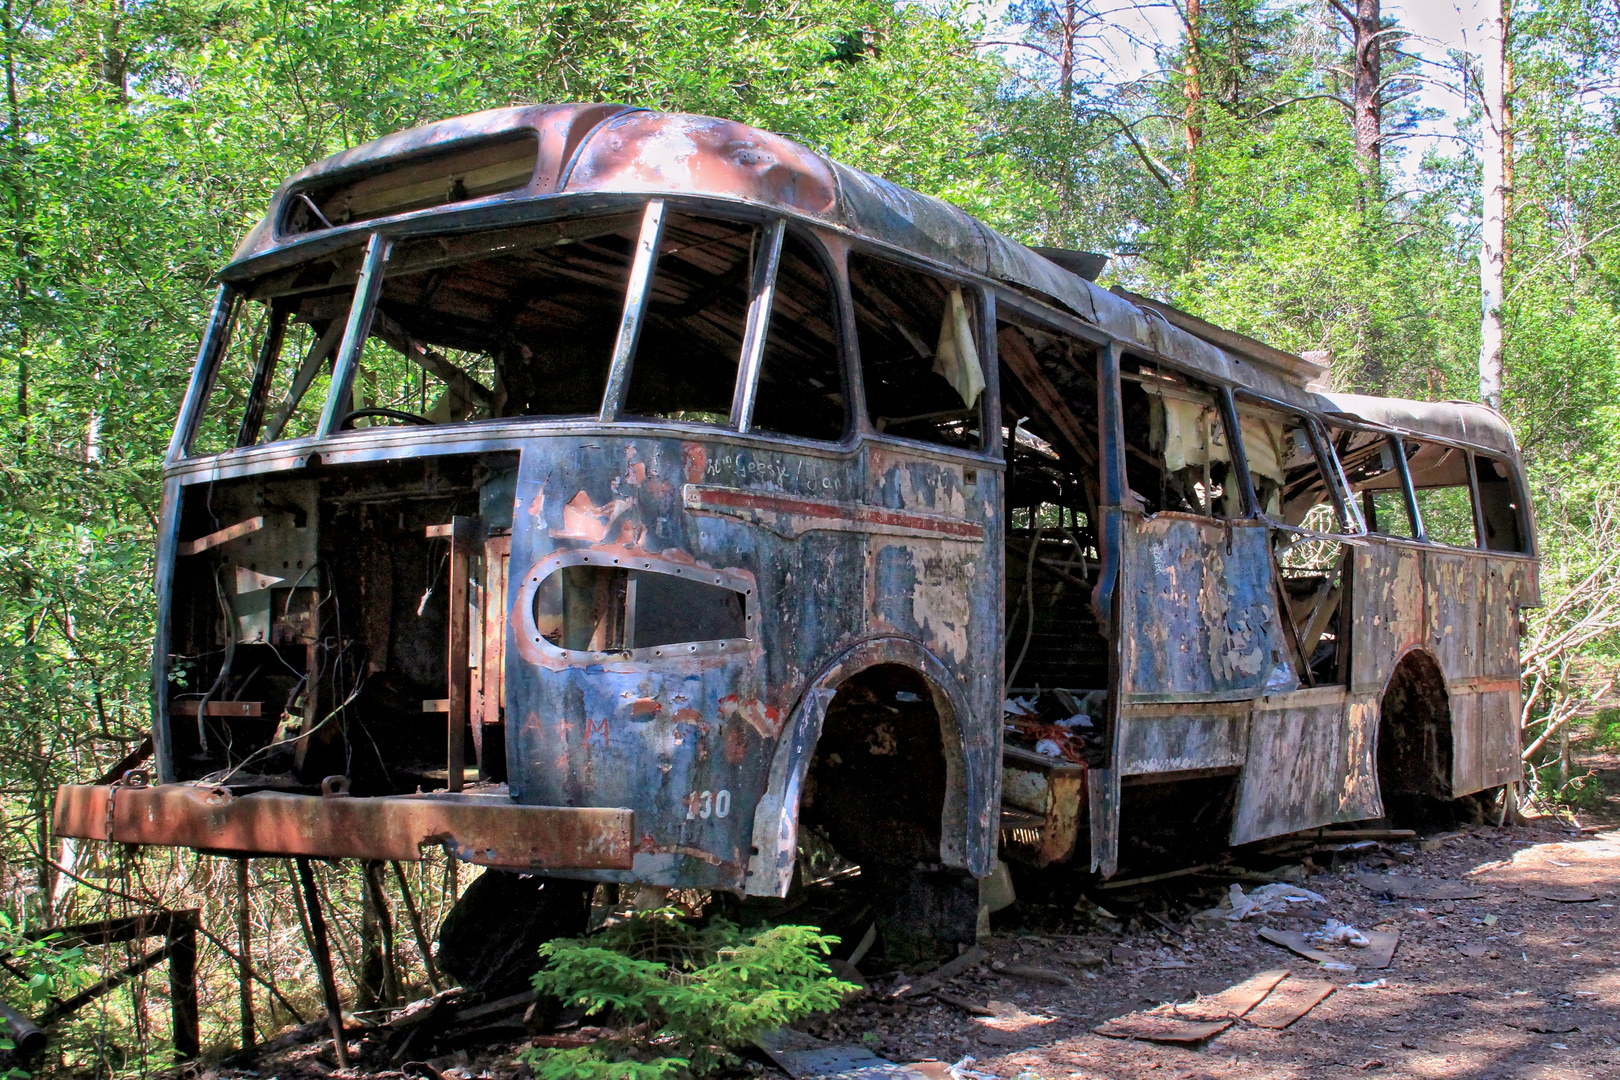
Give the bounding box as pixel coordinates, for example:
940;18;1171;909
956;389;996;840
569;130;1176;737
805;817;1620;1080
194;803;1620;1080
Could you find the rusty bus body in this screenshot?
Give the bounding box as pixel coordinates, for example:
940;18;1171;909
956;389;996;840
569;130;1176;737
55;104;1537;942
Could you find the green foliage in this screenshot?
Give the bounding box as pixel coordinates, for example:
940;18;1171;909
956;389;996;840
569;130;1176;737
524;911;855;1078
0;913;91;1005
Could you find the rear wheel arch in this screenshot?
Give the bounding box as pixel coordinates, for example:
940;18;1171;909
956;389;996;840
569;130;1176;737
1374;647;1455;820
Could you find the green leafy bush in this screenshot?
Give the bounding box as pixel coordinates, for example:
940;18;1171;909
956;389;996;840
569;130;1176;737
524;910;855;1079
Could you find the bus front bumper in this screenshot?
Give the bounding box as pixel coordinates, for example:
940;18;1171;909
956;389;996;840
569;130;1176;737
53;783;634;871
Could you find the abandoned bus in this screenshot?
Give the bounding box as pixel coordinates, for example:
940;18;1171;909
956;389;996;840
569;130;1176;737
56;104;1537;951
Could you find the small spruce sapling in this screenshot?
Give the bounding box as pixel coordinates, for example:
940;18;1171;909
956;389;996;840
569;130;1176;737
524;909;856;1079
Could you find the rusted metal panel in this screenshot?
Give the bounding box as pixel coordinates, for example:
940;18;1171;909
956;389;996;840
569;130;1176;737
1119;515;1283;700
1425;549;1483;681
1349;541;1425;696
859;444;1002;875
1000;746;1085;866
1320;393;1521;460
500;432;999;894
1117;700;1249;775
53;784;633;871
1230;687;1378;845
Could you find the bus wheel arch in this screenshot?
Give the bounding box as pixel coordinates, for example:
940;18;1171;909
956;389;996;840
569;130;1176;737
1374;648;1455;825
742;638;986;953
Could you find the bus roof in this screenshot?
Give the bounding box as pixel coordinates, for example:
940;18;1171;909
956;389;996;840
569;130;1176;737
223;103;1514;454
1320;394;1522;459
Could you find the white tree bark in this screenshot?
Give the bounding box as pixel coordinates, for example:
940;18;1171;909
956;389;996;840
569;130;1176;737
1478;0;1508;411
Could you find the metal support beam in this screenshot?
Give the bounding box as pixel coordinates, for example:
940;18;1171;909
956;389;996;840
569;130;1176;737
599;199;667;421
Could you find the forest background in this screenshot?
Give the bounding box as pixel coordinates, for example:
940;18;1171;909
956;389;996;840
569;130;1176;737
1;0;1617;1072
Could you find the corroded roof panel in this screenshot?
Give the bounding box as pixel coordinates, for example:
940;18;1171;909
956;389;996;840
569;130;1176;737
1319;393;1521;458
221;105;1482;416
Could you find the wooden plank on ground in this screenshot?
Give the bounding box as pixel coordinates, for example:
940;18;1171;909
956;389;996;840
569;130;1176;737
1363;929;1400;969
1256;927;1338;965
1353;873;1485;900
1094;969;1288;1044
1245;978;1334;1029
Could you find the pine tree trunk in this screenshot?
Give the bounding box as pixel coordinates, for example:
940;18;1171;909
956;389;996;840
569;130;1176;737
1351;0;1382;180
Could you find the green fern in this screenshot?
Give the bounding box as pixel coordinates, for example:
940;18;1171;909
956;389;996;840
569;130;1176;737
524;910;856;1077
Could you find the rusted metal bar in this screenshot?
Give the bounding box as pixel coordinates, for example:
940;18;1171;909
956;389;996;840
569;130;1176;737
293;639;321;771
30;909;189;948
294;858;350;1070
235;859;255;1050
598;199;666;421
478;534;510;742
37;942;171;1026
363;861;400;1006
176;516;265;557
1390;435;1426;543
53;784;635;871
390;860;442;992
30;909;199;1059
320;231;393;436
172;700;262;717
0;1001;45;1058
91;736;152;788
166;284;236;464
731;217;787;433
446;516;475;792
236;302;290;448
262;319;343;441
169;911;199;1059
1218;387;1259;518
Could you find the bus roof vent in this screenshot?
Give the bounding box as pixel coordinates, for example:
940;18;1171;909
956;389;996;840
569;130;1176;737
280;130;539;237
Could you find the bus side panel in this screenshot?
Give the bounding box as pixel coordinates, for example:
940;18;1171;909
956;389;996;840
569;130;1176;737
1349;542;1426;696
861;444;1001;877
505;435;866;891
1230;686;1379;845
1426;550;1482;681
1452;557;1527;794
1120;515;1281;699
1427;549;1522;796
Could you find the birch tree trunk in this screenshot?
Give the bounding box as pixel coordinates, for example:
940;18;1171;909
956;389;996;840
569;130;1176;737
1479;0;1509;412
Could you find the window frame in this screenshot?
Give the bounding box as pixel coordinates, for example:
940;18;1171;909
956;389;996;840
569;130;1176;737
1228;389;1365;542
512;547;758;665
844;239;1000;459
1396;434;1486;552
733;221;854;445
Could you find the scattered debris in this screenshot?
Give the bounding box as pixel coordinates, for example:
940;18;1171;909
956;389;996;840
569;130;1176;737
1456;944;1493;958
974;1002;1057;1047
1352;873;1485;900
756;1026;924;1079
1196;882;1325;922
1361;929;1401;969
932;990;993;1016
1320;920;1371;948
1347;978;1388;990
891;946;988;999
1001;964;1074;986
1256;927;1346;969
1524;887;1599;902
